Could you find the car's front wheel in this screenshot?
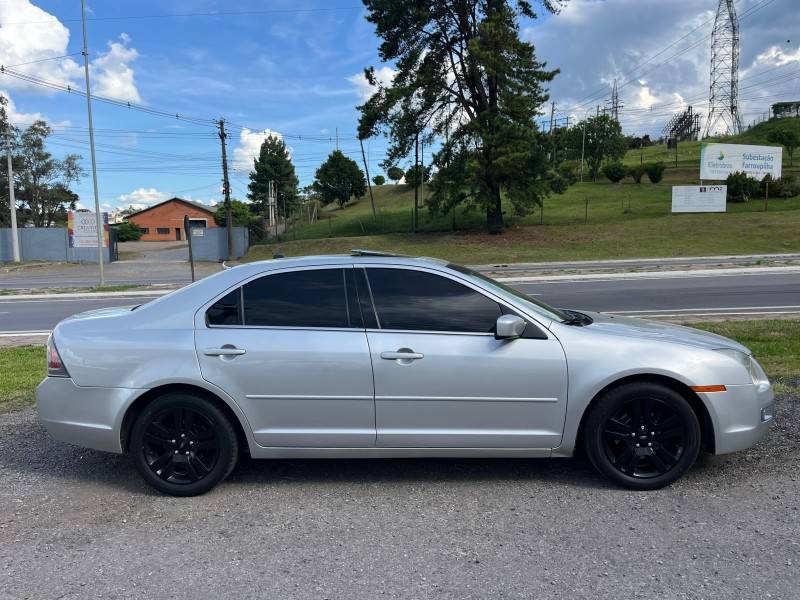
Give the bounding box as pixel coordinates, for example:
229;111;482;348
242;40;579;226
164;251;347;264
583;382;701;490
130;392;239;496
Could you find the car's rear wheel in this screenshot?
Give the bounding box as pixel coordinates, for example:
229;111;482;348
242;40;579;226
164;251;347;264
583;382;701;490
130;392;238;496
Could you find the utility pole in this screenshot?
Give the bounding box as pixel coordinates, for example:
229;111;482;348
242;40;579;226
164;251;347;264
420;137;424;198
549;102;556;163
80;0;105;284
4;124;19;262
335;128;339;151
217;119;233;260
413;133;419;233
359;137;377;218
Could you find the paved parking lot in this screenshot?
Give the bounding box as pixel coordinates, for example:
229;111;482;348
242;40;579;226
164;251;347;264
1;383;798;599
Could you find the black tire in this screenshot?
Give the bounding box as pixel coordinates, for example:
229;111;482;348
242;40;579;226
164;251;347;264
130;392;239;496
583;382;701;490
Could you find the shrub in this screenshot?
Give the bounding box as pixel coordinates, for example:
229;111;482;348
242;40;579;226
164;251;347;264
627;164;645;183
778;175;799;199
116;221;142;241
725;171;760;203
557;160;580;184
759;174;783;198
372;175;386;186
602;160;626;183
644;162;666;184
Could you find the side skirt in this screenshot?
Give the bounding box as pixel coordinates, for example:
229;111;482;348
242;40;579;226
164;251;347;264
249;447;554;459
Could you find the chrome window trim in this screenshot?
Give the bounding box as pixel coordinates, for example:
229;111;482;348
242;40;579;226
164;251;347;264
206;324;367;333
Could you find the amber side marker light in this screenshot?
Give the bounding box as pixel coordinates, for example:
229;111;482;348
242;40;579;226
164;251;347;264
690;385;727;393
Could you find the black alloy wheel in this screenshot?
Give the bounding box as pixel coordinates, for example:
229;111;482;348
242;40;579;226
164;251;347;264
584;382;701;490
143;406;220;485
131;393;239;496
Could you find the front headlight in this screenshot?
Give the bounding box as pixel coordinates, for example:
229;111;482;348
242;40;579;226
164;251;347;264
714;348;767;385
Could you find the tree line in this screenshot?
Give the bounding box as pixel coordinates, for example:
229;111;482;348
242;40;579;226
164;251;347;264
0;96;84;228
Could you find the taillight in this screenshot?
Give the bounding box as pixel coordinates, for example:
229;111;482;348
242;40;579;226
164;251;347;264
47;336;69;377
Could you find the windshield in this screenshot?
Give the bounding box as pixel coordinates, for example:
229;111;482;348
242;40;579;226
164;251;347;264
447;263;568;323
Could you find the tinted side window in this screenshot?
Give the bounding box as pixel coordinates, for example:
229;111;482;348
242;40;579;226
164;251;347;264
366;268;501;333
207;289;242;326
243;269;350;328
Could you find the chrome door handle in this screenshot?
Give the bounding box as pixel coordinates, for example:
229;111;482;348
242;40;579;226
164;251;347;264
381;350;424;360
203;347;246;356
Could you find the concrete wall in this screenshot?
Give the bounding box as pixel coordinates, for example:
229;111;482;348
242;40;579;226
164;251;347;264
1;228;110;263
189;226;248;261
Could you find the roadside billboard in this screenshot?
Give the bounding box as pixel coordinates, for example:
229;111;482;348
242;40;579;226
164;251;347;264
700;143;782;181
672;185;727;213
68;211;109;248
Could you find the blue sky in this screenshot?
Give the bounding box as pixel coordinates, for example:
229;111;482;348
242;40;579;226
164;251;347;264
1;0;798;213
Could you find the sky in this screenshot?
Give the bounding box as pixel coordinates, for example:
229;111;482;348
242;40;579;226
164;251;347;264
0;0;798;214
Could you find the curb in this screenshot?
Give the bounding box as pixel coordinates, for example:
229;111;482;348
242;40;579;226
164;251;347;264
496;265;800;284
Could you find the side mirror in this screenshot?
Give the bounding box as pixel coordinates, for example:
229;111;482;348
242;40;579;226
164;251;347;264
495;314;526;340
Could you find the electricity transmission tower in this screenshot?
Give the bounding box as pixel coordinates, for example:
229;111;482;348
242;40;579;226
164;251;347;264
704;0;742;137
607;79;622;123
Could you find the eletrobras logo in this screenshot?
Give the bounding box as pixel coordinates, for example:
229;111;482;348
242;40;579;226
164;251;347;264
705;147;733;173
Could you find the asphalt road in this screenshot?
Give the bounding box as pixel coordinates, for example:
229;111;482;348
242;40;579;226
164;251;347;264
1;381;798;599
1;270;798;335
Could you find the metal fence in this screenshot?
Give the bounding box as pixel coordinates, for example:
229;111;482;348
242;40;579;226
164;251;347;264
189;227;249;261
0;227;112;263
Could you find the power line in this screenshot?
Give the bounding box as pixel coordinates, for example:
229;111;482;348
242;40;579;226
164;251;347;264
1;6;362;26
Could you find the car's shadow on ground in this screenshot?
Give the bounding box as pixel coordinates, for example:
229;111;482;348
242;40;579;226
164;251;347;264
5;389;798;496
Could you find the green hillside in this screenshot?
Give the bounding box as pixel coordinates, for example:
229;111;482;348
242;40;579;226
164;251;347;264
245;117;800;264
623;117;800;170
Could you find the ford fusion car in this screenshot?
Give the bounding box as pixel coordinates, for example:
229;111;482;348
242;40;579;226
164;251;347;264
36;251;774;496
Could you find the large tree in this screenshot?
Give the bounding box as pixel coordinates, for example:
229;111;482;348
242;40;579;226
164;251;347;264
357;0;567;233
568;115;627;181
247;135;299;216
313;150;367;208
15;120;83;227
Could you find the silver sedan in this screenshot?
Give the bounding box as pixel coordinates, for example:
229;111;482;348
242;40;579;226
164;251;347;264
37;252;775;496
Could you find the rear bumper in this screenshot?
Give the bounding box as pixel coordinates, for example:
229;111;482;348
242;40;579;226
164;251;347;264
36;377;145;454
703;382;775;455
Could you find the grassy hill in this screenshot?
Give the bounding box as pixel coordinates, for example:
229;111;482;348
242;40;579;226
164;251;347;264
245;117;800;264
623;117;800;170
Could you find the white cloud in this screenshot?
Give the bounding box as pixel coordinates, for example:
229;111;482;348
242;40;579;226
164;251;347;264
347;66;397;101
0;0;82;89
232;127;285;172
0;1;140;102
91;34;141;102
0;89;46;125
117;187;170;206
751;45;800;68
525;0;800;135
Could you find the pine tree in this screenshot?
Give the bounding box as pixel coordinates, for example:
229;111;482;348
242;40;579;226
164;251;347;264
247;136;299;216
357;0;568;233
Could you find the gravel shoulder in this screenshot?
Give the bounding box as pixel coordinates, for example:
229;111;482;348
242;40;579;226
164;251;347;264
1;383;798;599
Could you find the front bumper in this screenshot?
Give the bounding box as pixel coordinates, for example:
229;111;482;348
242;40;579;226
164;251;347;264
701;381;775;455
36;377;145;454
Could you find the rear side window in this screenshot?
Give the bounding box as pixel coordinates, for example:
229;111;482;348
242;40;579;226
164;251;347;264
206;289;241;325
243;268;351;328
365;268;501;333
206;268;364;329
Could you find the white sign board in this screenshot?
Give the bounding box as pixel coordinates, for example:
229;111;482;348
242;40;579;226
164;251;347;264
68;211;109;248
700;143;782;181
191;227;205;237
672;185;727;213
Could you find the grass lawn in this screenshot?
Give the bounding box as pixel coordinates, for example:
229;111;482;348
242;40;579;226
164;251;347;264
248;190;800;264
0;346;45;414
0;320;796;414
